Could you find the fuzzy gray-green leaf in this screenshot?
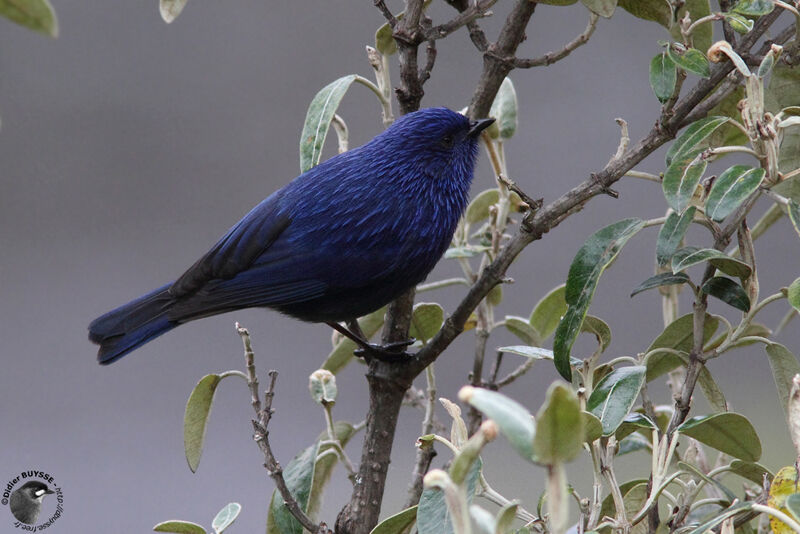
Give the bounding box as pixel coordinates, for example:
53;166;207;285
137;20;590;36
153;520;207;534
370;506;418;534
466;189;500;224
300;75;357;173
667;46;710;78
461;387;535;461
586;366;647;435
678;412;761;460
650;53;677;103
267;442;319;534
410;302;444;344
656;207;695;267
732;0;774;16
184;374;222;473
533;382;583;463
631;272;691;297
765;342;800;422
489;77;518;140
554;219;644;380
705;166;765;222
789;201;800;239
618;0;672;27
581;0;617;18
160;0;188;23
662;155;707;213
701;276;751;312
665;116;728;166
530;284;567;340
671;246;753;279
212;503;241;534
0;0;57;37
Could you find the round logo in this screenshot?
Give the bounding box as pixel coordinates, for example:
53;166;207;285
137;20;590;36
2;470;63;530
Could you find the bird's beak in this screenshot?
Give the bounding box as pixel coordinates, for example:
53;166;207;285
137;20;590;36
468;118;495;138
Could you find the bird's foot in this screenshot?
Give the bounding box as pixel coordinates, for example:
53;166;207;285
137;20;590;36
354;339;415;363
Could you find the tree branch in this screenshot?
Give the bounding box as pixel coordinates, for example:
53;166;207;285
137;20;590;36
514;12;599;68
237;326;328;534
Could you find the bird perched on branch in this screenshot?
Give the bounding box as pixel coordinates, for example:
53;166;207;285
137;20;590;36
89;107;494;364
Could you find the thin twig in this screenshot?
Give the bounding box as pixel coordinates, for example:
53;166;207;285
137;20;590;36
514;13;599;68
424;0;498;40
237;325;327;534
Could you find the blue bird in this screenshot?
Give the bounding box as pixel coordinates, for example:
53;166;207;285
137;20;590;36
89;107;494;364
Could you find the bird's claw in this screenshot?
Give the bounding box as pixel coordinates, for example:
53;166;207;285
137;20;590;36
354;339;415;362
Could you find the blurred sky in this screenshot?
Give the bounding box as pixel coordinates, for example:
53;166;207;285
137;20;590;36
1;2;799;532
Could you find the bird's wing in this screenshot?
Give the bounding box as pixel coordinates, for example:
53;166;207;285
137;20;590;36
169;192;291;297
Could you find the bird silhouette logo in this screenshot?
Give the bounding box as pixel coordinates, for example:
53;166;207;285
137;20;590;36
9;481;55;525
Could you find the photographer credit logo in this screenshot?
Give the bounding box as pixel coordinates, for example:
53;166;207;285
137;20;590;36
2;470;63;531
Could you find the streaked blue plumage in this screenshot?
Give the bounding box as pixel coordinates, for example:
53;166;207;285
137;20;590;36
89;107;491;363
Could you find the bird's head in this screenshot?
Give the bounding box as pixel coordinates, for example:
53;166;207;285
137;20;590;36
373;107;494;180
17;481;54;503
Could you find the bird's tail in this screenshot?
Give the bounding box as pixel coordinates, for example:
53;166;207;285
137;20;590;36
88;283;178;364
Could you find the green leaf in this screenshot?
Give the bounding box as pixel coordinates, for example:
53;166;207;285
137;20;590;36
184;374;222;473
375;22;396;55
645;312;719;381
267;442;319;534
299;75;357;173
650;53;677;103
153;520;207;534
496;501;520;534
732;0;774;16
618;433;652;456
586;366;647;435
309;370;337;405
370;506;418;534
665;116;729;166
582;411;604;443
662;154;708;213
618;0;672;28
672;0;712;53
767;62;800;176
445;245;491;259
789;279;800;312
677;460;738;501
466;189;500;224
212;503;241;534
630;272;691;297
706;166;765;222
410;303;444;344
460;387;535;461
697;365;728;413
488;78;518;140
701;276;751;312
499;345;555;360
729;460;774;484
530;284;567;340
307;422;357;521
533;382;583;463
417;459;481;534
671;246;752;280
687;502;754;534
667;46;711;78
615;412;656;441
159;0;187;23
789;201;800;239
469;505;496;534
0;0;57;37
323;306;385;374
554;218;645;380
765;343;800;421
706;87;748;147
787;494;800;523
581;315;612;353
723;12;754;33
581;0;617;18
656;207;696;267
678;412;762;460
504;315;541;346
599;479;650;521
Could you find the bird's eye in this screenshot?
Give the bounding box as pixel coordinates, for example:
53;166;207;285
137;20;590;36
440;134;455;148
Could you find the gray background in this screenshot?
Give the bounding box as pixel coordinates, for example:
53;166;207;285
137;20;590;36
1;2;798;532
